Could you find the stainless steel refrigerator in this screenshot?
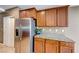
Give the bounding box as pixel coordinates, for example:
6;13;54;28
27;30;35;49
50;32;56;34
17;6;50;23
15;18;35;53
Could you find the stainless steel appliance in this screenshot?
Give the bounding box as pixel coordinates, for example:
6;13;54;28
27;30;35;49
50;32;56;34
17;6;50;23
15;18;35;53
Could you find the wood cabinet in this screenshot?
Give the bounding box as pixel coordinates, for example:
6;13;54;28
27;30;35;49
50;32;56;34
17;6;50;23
34;38;45;53
19;10;26;18
46;8;57;26
36;6;68;27
57;6;68;27
45;40;59;53
37;11;46;26
60;41;74;53
19;6;68;27
19;8;36;19
34;37;74;53
57;7;68;27
28;8;37;19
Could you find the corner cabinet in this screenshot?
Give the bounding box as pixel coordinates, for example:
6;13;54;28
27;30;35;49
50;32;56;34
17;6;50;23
57;6;68;27
19;8;36;19
34;37;74;53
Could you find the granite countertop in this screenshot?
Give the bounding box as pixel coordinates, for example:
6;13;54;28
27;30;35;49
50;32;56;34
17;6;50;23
35;33;74;42
0;43;15;53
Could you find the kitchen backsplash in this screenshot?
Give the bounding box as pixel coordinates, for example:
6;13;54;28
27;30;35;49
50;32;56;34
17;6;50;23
37;27;67;34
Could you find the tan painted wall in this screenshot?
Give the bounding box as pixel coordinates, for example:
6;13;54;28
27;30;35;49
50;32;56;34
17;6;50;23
6;7;20;19
0;7;19;43
0;14;3;43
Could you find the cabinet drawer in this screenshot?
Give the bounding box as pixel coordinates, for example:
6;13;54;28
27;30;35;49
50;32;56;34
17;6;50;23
34;38;45;42
60;41;74;48
60;41;74;53
46;39;59;45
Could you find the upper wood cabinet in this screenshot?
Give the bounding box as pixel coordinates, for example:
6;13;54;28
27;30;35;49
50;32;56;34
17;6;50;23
36;6;68;27
19;10;26;18
46;8;57;26
37;11;46;26
57;6;68;27
28;9;37;19
19;8;36;19
19;6;68;27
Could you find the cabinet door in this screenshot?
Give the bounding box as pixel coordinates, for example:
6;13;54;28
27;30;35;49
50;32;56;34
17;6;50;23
60;41;74;53
57;6;68;27
37;11;46;26
45;40;59;53
46;9;57;26
34;38;45;53
20;8;36;18
20;10;30;18
25;10;30;18
20;11;26;18
29;9;36;19
60;46;72;53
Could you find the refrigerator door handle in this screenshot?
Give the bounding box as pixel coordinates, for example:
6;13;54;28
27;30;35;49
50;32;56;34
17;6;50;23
19;23;22;40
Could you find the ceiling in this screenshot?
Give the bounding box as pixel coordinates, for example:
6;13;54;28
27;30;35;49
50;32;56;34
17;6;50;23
0;5;78;12
0;5;16;10
0;5;16;12
18;5;64;10
0;5;64;10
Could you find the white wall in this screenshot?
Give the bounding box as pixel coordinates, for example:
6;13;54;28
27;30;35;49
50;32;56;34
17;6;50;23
37;6;79;53
3;16;15;47
65;6;79;53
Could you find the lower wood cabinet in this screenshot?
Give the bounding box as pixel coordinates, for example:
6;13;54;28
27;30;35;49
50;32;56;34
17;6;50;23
34;38;45;53
34;37;74;53
60;41;74;53
60;45;72;53
45;40;59;53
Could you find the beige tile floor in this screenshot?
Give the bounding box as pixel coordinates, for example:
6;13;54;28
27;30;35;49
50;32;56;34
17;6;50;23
0;43;15;53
